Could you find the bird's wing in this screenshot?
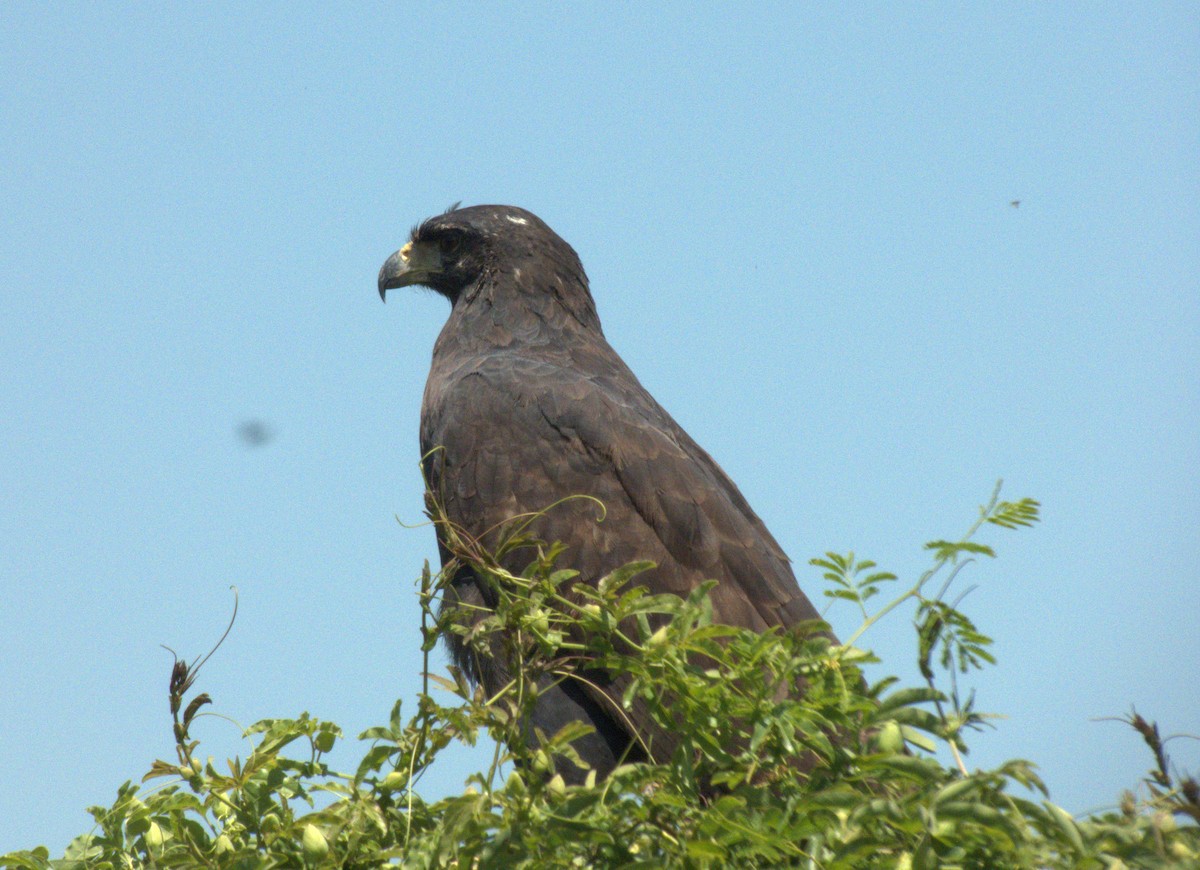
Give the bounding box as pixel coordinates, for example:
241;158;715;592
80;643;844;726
544;348;821;629
423;351;820;629
422;351;825;766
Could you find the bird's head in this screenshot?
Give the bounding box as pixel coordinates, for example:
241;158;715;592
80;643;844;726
378;204;583;305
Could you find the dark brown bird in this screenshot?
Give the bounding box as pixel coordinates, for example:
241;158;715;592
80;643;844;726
379;205;827;782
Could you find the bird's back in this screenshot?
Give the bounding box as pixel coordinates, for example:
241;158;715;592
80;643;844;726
420;331;822;636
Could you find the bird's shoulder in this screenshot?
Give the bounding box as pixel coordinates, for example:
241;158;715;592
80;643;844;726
421;343;655;438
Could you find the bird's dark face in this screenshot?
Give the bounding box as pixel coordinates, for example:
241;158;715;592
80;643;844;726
378;205;565;303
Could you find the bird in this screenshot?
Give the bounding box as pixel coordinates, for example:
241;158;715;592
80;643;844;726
378;204;829;783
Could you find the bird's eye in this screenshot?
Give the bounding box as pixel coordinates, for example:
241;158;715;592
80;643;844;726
439;235;462;257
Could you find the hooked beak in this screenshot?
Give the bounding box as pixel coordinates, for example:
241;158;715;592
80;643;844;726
377;241;443;301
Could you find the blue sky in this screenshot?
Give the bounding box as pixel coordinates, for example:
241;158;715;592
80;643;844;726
2;3;1196;853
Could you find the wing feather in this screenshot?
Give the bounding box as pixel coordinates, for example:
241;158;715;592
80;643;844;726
421;348;821;765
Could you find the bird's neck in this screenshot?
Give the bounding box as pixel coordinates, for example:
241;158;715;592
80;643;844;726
437;271;603;356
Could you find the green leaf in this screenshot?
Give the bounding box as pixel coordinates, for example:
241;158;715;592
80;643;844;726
934;776;984;805
0;849;54;869
685;839;729;860
924;540;996;562
987;498;1041;529
899;725;937;753
1042;800;1087;855
353;744;397;782
427;673;463;694
597;560;655;595
877;686;944;714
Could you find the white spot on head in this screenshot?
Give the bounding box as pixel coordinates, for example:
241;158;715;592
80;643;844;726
514;268;522;281
505;215;529;225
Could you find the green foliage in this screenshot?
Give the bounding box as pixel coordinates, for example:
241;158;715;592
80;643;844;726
4;485;1197;868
